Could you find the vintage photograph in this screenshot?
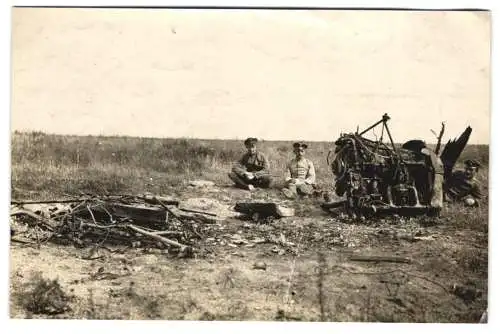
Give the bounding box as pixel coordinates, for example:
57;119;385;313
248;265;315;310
9;7;490;322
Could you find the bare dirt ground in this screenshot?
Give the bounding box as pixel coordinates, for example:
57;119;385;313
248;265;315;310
9;184;488;322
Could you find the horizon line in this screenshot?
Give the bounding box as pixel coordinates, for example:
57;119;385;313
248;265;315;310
11;129;491;146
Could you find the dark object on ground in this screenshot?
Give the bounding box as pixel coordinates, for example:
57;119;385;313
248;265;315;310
451;283;482;304
349;254;412;264
253;262;267;270
326;113;472;218
234;202;294;219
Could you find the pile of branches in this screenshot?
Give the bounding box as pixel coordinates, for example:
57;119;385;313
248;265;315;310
10;195;206;257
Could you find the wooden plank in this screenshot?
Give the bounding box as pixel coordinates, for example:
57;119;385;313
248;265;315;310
167;206;221;224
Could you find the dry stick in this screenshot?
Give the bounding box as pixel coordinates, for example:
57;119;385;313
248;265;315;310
154;197;184;219
127;224;190;251
85;205;117;248
79;222;132;244
179;208;218;216
11;198;87;205
79;223;130;240
332;266;400;276
154;197;203;239
11;238;35;244
138;194;179;206
331;265;450;293
54;200;87;222
94;202;116;223
80;222;118;229
86;205;98;224
404;272;449;293
434;122;446;155
85;205;119;229
152;231;184;236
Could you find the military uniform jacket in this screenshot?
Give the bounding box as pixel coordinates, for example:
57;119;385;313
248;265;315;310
447;171;482;200
286;157;316;185
236;152;270;173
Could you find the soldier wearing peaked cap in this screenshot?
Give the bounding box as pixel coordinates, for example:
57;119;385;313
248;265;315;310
465;159;481;168
446;158;483;207
282;142;316;199
228;137;272;191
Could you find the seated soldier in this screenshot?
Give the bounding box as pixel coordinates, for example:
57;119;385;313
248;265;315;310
282;142;316;199
228;137;272;191
446;159;483;206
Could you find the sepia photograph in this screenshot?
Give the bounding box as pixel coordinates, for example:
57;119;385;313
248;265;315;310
8;5;491;323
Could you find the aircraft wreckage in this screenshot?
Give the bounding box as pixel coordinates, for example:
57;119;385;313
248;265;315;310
321;113;472;218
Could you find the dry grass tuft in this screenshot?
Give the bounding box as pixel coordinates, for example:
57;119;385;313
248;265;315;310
15;272;71;315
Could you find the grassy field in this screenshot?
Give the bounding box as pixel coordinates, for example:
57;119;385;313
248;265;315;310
9;131;490;322
10;131;490;200
10;131;339;199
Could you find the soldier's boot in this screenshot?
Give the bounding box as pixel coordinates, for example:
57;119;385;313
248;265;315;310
297;184;314;198
254;175;272;189
282;185;297;199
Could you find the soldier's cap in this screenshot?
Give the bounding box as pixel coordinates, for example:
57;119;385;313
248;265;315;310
402;140;426;152
465;159;481;168
293;142;308;149
244;137;258;146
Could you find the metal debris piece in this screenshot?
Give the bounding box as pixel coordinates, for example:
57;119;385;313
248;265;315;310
234;202;295;219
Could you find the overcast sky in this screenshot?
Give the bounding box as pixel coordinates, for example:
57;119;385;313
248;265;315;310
11;8;491;144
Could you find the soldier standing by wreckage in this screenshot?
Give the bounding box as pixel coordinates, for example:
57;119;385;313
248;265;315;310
421;145;445;210
402;140;444;209
282;142;316;199
228;137;272;191
445;159;483;207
